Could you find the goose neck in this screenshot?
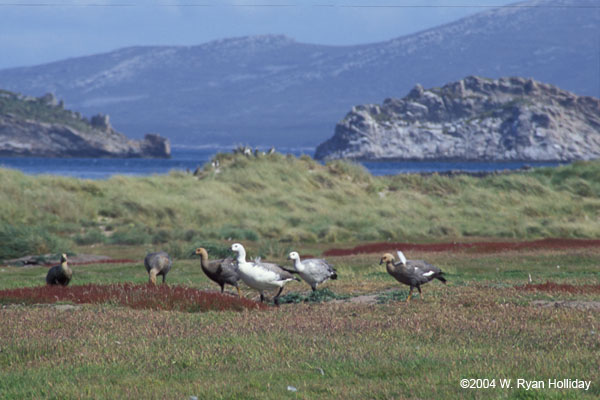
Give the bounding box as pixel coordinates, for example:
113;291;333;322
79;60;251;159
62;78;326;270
293;258;304;271
235;248;247;264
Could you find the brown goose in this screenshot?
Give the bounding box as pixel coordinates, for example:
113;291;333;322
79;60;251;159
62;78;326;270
144;251;172;285
379;250;446;301
193;247;241;296
46;253;72;286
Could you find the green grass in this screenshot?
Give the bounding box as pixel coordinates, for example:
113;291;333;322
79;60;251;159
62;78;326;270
0;246;598;399
2;155;600;261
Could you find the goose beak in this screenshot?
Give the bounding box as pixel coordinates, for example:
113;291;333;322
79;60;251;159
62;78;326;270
379;258;384;265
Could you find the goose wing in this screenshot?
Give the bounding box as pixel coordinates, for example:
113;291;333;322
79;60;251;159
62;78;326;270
304;258;337;278
210;257;239;281
254;261;298;281
406;260;441;282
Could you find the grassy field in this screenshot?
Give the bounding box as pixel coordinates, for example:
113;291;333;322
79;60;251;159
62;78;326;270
1;156;599;398
0;243;599;399
1;155;600;261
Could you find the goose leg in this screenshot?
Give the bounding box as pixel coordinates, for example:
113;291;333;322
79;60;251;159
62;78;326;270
236;286;241;298
220;284;225;294
417;285;423;300
260;292;265;303
273;287;284;306
149;269;158;285
406;287;413;302
162;273;166;284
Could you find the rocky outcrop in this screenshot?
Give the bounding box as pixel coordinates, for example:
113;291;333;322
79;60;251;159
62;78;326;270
315;76;600;161
0;90;170;158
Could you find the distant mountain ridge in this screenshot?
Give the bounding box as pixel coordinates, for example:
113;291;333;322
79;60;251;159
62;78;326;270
0;0;597;147
314;76;600;161
0;90;170;158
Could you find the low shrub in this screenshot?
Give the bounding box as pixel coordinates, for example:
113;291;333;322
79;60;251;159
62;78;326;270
109;226;152;245
277;288;350;304
74;228;106;245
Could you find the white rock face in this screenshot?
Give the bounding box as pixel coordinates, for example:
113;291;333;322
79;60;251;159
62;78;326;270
315;76;600;161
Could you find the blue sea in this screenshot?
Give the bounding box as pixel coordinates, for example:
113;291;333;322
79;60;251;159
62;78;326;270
0;146;564;179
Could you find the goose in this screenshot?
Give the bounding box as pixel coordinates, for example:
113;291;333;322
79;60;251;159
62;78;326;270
193;247;241;296
230;243;299;305
379;250;446;301
287;251;337;291
46;253;72;286
144;251;172;285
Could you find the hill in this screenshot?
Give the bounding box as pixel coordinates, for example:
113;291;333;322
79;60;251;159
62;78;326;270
1;154;599;260
0;90;170;158
0;0;596;147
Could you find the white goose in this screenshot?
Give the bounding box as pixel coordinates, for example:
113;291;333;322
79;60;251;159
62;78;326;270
231;243;299;305
287;251;337;291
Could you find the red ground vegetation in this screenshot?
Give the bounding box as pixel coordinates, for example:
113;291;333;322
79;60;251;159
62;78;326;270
519;281;600;294
0;284;266;312
323;238;600;257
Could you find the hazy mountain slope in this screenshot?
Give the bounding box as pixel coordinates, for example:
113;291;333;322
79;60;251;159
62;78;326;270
0;0;596;147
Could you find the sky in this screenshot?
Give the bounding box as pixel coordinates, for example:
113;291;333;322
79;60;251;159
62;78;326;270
1;0;519;70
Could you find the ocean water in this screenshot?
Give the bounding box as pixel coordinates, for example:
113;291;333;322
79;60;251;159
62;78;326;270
0;146;563;179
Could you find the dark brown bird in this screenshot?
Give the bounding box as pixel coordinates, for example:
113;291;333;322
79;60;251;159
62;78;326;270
379;250;446;301
144;251;172;285
193;247;241;296
46;253;72;286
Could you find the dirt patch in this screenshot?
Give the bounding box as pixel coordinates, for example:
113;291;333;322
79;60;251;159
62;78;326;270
331;294;379;305
519;282;600;294
323;238;600;257
531;300;600;311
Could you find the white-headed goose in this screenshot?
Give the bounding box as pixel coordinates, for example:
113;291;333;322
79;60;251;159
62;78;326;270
287;251;337;291
231;243;299;305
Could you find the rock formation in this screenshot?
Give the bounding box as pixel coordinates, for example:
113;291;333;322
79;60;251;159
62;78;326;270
315;76;600;161
0;90;170;158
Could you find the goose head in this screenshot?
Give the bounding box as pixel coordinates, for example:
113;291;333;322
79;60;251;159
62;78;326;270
192;247;208;259
288;251;303;270
379;253;395;266
60;253;68;263
231;243;247;261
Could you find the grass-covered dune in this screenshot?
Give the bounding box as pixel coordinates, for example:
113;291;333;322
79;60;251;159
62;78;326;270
1;153;599;260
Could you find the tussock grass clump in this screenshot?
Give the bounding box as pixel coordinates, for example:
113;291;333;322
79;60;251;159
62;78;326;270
0;283;265;312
